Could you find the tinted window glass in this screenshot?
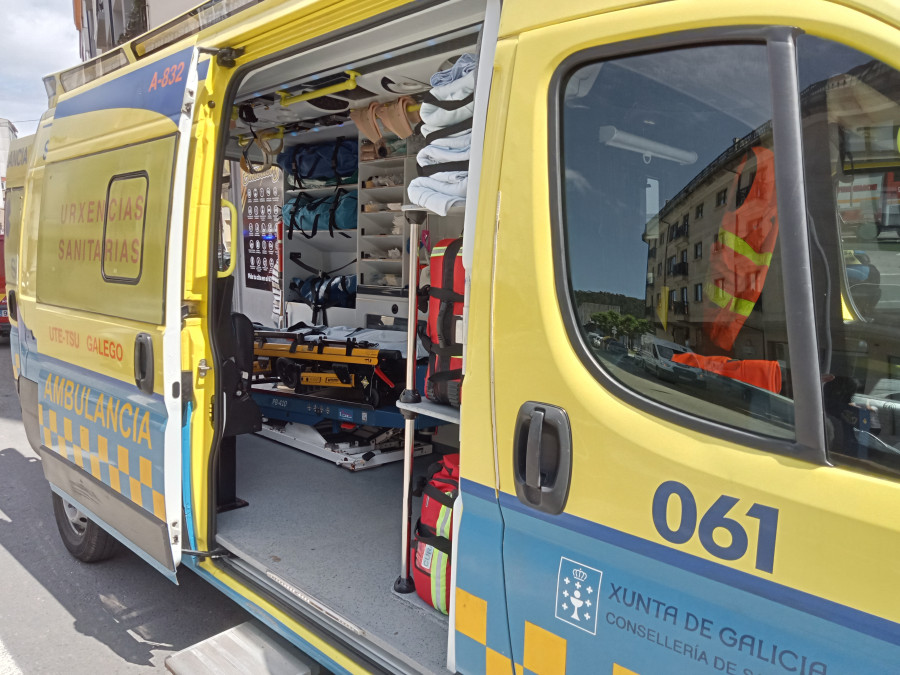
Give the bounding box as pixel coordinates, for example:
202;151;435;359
102;174;148;282
799;36;900;472
561;44;794;440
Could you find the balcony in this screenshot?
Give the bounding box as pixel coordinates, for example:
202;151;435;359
671;261;689;276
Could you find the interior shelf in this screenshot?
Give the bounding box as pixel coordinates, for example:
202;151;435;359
361;234;403;244
285;231;358;253
286;184;358;195
360;185;405;196
360;257;403;265
361;207;404;215
360;156;409;166
396;399;460;425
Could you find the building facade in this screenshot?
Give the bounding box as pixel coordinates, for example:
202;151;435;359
0;119;19;229
74;0;198;61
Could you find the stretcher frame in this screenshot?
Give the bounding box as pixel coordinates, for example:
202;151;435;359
253;329;404;407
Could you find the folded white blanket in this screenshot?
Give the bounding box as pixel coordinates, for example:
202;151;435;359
424;130;472;150
416;140;471;168
408;175;469;216
411;173;469;197
420;122;473;140
430;53;477;87
420;71;476;128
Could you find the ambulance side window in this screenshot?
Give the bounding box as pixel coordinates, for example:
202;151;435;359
798;36;900;474
102;173;148;283
558;43;795;441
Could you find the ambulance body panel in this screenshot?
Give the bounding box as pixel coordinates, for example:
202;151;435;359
8;0;900;673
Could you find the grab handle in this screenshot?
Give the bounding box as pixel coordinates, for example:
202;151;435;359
218;198;239;278
134;333;154;394
513;402;572;515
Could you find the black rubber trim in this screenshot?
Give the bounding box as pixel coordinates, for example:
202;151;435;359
765;28;827;462
40;446;174;570
547;25;823;465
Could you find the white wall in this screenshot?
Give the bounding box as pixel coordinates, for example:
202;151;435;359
147;0;197;29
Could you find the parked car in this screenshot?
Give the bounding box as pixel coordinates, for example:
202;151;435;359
639;335;697;383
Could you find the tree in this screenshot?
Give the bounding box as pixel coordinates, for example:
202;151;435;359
591;310;622;338
620;314;639;349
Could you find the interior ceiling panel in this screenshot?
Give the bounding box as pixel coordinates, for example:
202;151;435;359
235;0;484;102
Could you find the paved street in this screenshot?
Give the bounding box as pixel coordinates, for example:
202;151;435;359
0;341;250;674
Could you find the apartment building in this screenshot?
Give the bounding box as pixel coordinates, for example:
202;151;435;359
74;0;197;60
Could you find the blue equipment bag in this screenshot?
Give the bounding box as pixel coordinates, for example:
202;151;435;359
279;138;358;189
282;189;357;240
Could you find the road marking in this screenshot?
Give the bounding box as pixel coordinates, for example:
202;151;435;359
0;633;22;675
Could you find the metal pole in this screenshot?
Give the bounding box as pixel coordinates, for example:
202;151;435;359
404;217;420;400
395;212;423;593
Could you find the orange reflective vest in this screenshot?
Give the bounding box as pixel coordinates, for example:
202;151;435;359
703;146;779;351
671;352;782;394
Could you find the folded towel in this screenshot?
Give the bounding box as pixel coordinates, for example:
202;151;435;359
430;53;477;88
410;173;469;197
408;175;469;216
420;71;476;128
416;141;471;169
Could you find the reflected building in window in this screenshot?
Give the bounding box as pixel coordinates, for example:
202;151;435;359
73;0;195;60
643;120;787;363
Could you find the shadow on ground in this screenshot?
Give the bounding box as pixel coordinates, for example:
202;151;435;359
0;444;249;669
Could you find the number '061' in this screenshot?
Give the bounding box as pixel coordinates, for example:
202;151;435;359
651;481;779;573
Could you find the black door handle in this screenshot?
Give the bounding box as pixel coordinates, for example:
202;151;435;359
134;333;154;394
513;402;572;515
7;289;16;322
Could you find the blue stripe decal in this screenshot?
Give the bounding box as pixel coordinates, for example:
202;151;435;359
460;476;497;502
56;47;194;125
182;401;197;551
485;490;900;647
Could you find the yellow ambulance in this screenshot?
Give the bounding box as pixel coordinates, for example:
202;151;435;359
8;0;900;672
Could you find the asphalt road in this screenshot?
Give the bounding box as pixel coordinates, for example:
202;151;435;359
0;341;251;674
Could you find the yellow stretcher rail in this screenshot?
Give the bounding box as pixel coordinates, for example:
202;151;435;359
253;341;387;366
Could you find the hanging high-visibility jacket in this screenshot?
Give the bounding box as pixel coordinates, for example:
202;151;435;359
703;146;779;351
671;352;782;393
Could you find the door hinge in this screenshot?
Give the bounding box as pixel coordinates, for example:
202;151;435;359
182;548;230;559
197;46;245;68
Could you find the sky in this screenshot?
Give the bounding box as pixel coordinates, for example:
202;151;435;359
0;0;81;136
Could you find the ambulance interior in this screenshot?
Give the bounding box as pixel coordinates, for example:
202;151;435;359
209;2;485;672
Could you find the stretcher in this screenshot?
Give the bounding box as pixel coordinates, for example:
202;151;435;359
253;327;407;407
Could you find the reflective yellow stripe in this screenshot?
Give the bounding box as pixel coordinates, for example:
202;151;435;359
720;230;773;266
704;283;754;317
436;502;453;538
430;501;454;614
432;549;448;613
